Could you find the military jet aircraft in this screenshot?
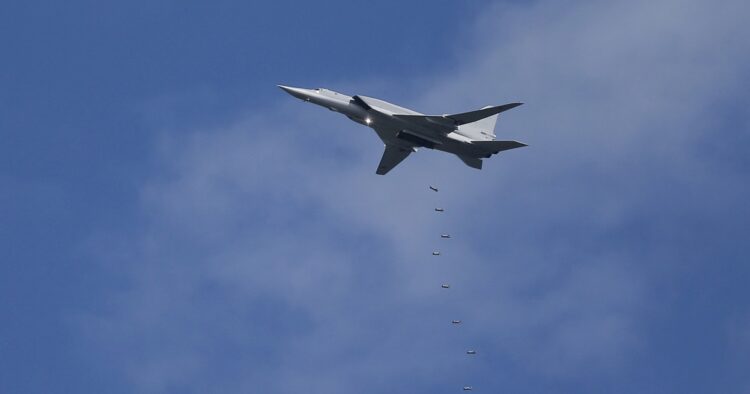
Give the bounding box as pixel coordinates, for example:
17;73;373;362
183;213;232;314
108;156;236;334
429;185;439;192
441;234;451;239
452;320;462;324
278;85;526;175
463;386;473;391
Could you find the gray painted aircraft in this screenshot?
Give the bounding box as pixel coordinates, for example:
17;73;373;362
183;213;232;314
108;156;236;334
278;85;526;175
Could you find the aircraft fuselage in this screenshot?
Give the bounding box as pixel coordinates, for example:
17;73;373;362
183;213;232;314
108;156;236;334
279;86;474;154
278;85;526;174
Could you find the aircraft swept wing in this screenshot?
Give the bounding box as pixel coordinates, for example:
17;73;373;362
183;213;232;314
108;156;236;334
377;144;413;175
445;102;523;125
392;103;523;131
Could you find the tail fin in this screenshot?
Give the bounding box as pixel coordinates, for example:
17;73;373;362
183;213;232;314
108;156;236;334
454;103;522;141
459;108;499;140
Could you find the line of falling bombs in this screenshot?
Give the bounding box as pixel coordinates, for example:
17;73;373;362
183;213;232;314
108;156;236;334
430;185;476;391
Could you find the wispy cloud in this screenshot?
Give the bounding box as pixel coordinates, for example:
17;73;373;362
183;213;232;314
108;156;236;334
77;0;750;392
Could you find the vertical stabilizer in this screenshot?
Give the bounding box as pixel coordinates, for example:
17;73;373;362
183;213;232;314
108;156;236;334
457;106;499;141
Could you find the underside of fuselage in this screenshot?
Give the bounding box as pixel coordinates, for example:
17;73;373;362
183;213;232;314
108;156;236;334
395;130;436;149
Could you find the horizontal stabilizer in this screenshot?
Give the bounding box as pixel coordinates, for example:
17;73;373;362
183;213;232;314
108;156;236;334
447;103;523;125
470;140;527;155
457;155;482;169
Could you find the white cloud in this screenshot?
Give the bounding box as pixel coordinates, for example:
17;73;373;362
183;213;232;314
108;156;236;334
77;0;750;392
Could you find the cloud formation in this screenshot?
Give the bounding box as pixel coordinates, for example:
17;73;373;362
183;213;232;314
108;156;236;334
78;0;750;392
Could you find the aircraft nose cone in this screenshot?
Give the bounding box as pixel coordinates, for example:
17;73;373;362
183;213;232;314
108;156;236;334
277;84;311;100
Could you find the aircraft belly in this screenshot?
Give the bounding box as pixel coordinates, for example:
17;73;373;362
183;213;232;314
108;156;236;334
397;131;436;149
371;115;454;151
392;117;446;141
435;139;473;156
370;122;414;150
399;129;442;145
372;127;398;143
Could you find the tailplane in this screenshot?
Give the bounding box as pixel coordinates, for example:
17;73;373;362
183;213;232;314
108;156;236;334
456;155;482;169
455;141;526;170
471;140;527;156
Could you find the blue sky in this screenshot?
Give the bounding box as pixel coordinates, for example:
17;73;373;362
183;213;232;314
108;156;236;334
2;0;750;393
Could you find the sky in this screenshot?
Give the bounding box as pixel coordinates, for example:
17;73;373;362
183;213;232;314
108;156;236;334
2;0;750;393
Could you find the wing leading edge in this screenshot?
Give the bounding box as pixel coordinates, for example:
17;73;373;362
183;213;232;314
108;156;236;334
376;145;413;175
392;102;523;131
446;103;523;125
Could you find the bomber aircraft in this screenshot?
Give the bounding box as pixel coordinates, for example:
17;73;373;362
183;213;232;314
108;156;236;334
279;85;526;175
